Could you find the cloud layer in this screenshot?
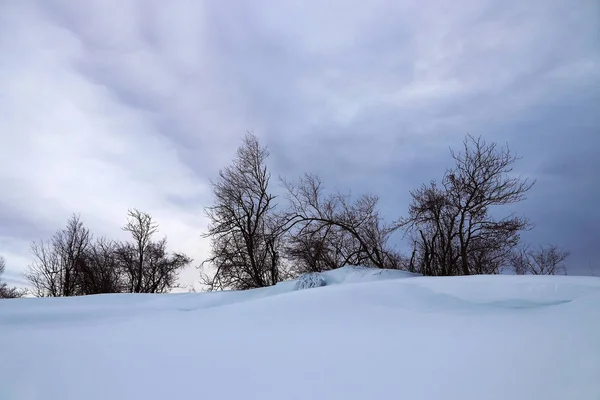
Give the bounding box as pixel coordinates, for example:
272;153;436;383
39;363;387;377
1;0;598;287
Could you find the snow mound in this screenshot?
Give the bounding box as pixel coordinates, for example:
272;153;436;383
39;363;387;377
319;265;420;285
295;272;328;290
1;268;599;400
405;274;600;308
292;265;416;290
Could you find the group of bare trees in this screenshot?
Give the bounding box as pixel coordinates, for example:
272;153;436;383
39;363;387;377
509;244;569;275
199;134;409;291
23;210;191;297
0;256;26;298
2;133;573;298
200;133;570;291
283;174;404;273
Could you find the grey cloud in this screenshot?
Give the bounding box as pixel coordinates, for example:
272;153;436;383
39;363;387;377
200;0;600;273
0;209;55;241
1;0;598;286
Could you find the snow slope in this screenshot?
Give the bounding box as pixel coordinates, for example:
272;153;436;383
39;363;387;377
1;266;599;400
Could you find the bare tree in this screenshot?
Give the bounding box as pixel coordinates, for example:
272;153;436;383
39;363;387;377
24;239;61;297
56;214;92;295
78;238;124;294
121;209;158;293
200;133;287;291
24;214;92;297
0;255;27;299
404;182;460;276
510;244;569;275
448;135;534;275
119;209;191;293
403;135;534;276
283;173;403;272
25;235;123;296
22;211;188;297
284;224;347;274
509;245;531;275
531;245;569;275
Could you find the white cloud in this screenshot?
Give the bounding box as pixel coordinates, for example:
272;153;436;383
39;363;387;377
0;1;211;288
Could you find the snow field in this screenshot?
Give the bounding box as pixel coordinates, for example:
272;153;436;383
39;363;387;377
1;266;599;400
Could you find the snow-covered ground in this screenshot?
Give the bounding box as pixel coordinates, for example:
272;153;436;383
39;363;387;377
1;266;599;400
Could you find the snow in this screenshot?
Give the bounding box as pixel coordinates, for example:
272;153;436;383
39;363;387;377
294;265;416;290
295;272;328;290
1;266;599;400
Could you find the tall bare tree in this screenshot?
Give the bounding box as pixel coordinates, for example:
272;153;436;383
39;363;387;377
200;133;287;290
121;209;158;293
403;135;534;276
405;182;459;275
119;209;191;293
24;214;91;296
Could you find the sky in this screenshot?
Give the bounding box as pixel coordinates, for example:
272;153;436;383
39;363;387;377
0;0;599;289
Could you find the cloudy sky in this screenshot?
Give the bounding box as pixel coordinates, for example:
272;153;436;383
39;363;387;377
1;0;599;288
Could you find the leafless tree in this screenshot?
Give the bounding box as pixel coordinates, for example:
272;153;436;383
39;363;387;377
118;209;191;293
510;244;569;275
509;245;531;275
24;214;92;296
284;224;347;274
200;133;287;290
448;135;534;275
78;238;124;294
0;255;27;299
404;182;460;276
23;211;188;297
24;239;60;297
283;173;403;272
121;209;158;293
402;135;534;276
531;245;569;275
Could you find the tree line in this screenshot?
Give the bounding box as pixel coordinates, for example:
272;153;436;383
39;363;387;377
1;132;570;299
0;209;191;298
198;133;570;291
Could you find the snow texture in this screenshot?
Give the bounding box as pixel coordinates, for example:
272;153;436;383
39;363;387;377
1;265;599;400
295;272;327;290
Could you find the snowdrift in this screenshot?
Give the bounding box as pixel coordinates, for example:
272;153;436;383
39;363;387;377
1;266;599;400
